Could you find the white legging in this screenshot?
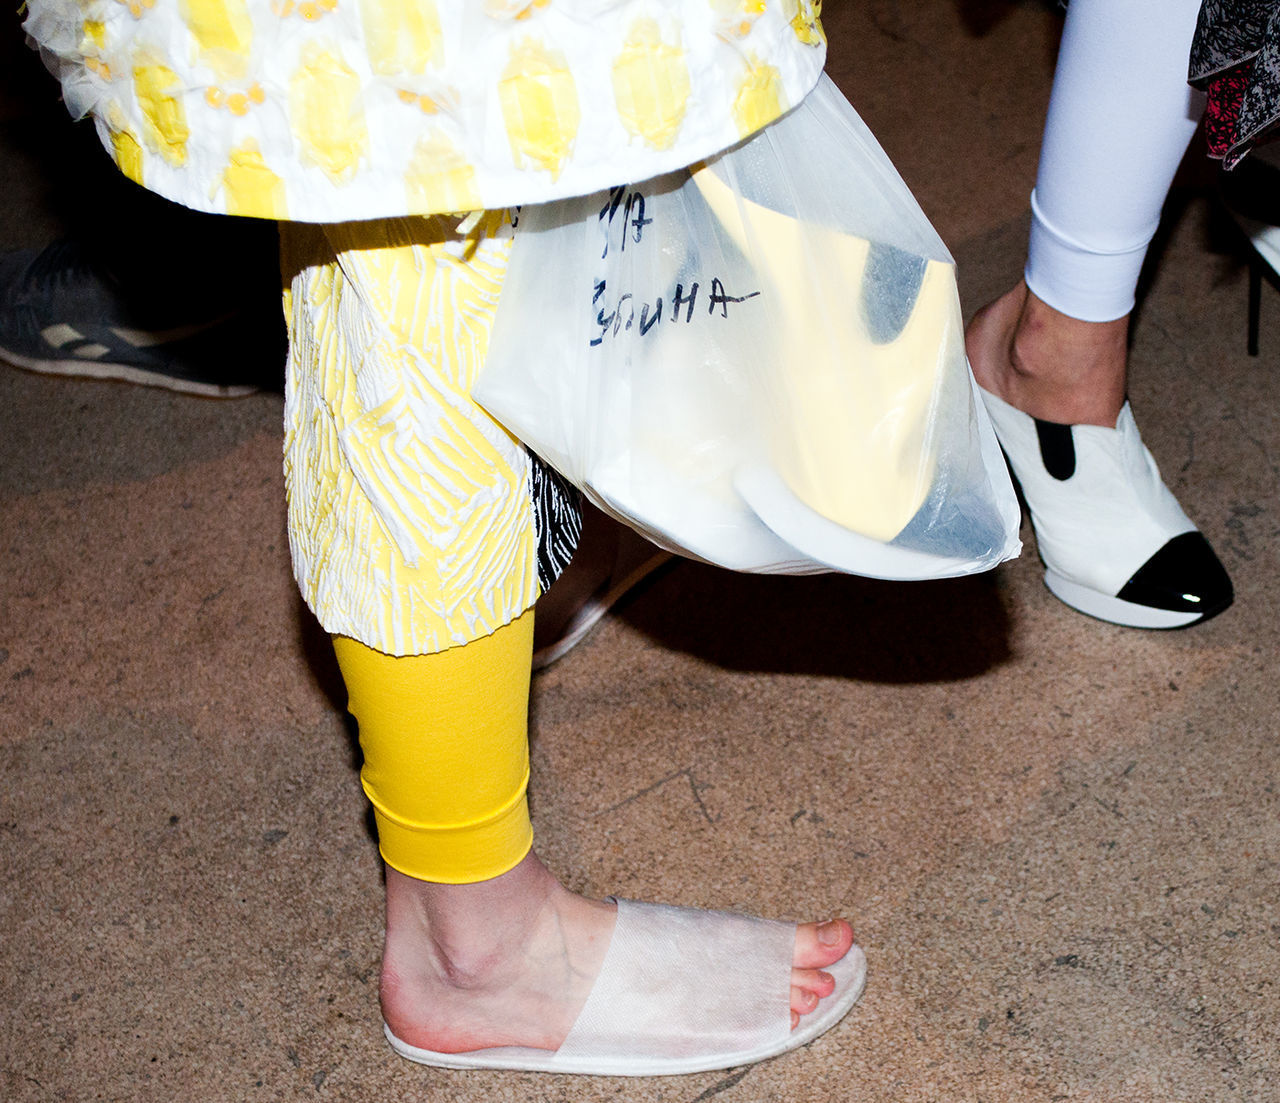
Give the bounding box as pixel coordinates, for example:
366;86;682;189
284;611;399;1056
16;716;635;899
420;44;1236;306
1026;0;1206;322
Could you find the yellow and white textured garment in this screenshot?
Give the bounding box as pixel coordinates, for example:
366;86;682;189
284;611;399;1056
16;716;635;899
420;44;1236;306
24;0;826;221
22;0;826;655
280;214;579;655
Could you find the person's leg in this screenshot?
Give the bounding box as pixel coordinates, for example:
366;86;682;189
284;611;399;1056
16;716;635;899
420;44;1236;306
283;214;861;1069
967;0;1205;426
965;0;1232;629
334;611;856;1056
333;611;612;1052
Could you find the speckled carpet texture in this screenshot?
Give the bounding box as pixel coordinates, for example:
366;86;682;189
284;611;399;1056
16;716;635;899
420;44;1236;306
2;2;1278;1101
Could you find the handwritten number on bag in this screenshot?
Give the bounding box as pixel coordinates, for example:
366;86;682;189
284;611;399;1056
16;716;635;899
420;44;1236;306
599;187;652;259
592;184;760;345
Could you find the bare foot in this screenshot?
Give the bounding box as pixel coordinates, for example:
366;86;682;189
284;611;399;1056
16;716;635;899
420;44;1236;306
965;280;1128;427
380;851;856;1053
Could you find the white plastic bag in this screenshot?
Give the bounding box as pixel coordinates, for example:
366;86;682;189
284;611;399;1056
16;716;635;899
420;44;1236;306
478;74;1021;579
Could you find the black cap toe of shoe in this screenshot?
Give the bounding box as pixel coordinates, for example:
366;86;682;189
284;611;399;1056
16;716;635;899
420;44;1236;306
1116;531;1234;624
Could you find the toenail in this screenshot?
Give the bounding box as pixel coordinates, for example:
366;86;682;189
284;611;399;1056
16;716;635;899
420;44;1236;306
818;920;843;946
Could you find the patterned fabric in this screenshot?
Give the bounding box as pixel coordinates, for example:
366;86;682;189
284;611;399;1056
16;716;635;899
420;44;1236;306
280;213;578;655
528;449;582;597
1189;0;1280;165
23;0;827;221
21;0;826;655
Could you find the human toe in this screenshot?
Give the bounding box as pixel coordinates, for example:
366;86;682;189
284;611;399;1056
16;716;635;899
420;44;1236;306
790;965;836;1020
793;918;855;969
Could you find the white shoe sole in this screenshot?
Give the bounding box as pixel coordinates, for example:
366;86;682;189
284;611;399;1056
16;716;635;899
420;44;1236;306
1044;570;1205;629
1;346;259;398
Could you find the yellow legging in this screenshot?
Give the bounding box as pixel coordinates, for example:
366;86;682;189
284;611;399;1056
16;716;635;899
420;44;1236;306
332;611;535;884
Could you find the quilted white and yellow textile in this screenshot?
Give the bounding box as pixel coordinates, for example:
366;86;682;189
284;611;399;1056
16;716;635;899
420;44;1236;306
24;0;827;221
22;0;827;656
280;214;580;655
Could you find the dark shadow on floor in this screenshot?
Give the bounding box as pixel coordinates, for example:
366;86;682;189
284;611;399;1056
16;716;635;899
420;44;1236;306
618;559;1014;684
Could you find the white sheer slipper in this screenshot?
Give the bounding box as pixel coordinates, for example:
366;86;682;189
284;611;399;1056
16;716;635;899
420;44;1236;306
979;386;1232;628
384;898;867;1076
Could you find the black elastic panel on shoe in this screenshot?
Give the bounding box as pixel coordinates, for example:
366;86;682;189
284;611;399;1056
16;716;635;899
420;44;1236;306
1034;419;1076;480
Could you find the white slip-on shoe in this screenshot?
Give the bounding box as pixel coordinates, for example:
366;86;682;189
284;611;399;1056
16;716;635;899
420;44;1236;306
979;386;1233;629
384;898;867;1077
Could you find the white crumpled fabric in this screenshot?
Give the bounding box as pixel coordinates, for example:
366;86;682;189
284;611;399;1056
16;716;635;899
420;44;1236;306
23;0;827;221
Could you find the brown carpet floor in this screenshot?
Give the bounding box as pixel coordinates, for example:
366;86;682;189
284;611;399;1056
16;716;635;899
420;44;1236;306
3;2;1278;1100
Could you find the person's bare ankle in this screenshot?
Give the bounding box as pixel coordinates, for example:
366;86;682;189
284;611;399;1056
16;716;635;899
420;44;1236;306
380;853;616;1055
966;280;1128;427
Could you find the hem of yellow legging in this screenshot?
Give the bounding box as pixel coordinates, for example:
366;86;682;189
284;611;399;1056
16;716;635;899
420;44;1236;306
368;785;535;884
362;765;530;832
377;818;535;885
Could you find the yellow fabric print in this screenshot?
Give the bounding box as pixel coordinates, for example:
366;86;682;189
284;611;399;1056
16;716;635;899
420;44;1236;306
394;83;459;115
484;0;550;19
732;53;784;137
205;81;265;115
298;0;338;19
289;45;369;183
404;130;481;212
81;20;107;49
133;58;190;166
498;38;580;178
709;0;766;39
222;138;288;217
397;89;439;113
271;0;337;18
179;0;254;79
781;0;824;45
121;0;157;20
360;0;443;76
612;18;691;150
106;105;146;184
405;131;482;213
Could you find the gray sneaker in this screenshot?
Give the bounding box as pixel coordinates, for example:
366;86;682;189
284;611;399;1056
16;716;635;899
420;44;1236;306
0;239;285;397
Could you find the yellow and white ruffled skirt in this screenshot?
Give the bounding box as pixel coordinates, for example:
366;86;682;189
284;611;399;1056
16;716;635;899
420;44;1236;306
281;214;581;656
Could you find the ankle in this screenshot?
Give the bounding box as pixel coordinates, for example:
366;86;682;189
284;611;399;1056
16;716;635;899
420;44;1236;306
969;282;1128;426
384;856;559;982
379;855;616;1054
